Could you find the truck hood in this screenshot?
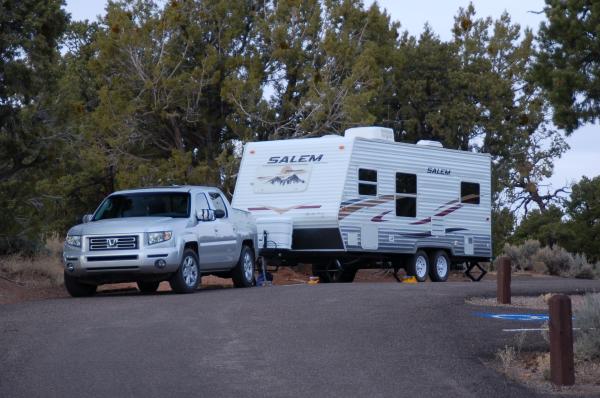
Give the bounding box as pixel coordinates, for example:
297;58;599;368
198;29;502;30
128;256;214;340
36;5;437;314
68;217;190;236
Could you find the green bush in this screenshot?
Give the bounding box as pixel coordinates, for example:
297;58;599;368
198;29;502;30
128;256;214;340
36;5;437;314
574;294;600;361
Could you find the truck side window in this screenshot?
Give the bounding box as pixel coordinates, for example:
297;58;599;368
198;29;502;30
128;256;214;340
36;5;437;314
461;182;480;204
396;172;417;217
209;192;228;217
195;193;210;211
358;168;377;196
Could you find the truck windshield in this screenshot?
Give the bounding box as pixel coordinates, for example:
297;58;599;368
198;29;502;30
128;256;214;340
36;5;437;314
93;192;190;220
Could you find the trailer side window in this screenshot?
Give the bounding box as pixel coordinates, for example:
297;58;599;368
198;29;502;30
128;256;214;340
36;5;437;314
358;168;377;196
396;172;417;217
461;182;480;204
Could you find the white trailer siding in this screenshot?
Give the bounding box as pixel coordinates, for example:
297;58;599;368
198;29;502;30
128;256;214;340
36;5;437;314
232;136;353;232
339;138;491;258
232;131;492;261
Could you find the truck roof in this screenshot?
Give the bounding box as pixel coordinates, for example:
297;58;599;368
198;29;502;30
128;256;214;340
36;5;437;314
111;185;218;195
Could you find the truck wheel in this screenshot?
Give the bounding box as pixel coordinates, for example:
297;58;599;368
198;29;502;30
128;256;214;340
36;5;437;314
429;250;450;282
137;281;160;293
169;249;200;294
408;250;429;282
232;246;255;288
64;272;97;297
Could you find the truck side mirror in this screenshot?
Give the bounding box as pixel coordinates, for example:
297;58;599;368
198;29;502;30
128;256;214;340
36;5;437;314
196;209;216;222
82;214;93;223
214;209;226;219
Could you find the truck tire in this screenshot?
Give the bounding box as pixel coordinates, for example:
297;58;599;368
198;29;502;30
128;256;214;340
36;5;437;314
137;281;160;293
64;272;97;297
232;246;255;288
429;250;450;282
169;249;200;294
407;250;429;282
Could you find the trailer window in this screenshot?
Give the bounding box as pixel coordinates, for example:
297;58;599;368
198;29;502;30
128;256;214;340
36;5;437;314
461;182;480;204
358;168;377;196
396;172;417;217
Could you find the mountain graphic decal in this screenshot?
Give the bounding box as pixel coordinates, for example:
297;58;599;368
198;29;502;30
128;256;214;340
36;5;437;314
268;174;305;185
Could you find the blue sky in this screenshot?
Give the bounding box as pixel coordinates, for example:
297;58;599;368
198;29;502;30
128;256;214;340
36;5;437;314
65;0;599;191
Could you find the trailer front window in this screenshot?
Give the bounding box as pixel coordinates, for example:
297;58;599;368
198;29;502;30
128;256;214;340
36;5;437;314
461;182;480;204
358;168;377;196
396;172;417;217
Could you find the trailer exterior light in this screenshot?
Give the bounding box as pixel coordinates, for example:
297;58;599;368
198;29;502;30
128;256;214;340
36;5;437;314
339;145;345;150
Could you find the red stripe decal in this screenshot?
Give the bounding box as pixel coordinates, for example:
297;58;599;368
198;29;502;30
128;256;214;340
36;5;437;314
410;217;431;225
435;204;462;217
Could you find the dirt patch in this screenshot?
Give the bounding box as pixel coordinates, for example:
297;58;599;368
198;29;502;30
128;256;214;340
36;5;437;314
0;278;68;304
492;350;600;396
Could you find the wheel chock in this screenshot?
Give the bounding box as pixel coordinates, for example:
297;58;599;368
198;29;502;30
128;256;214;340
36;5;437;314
308;276;319;285
402;276;418;284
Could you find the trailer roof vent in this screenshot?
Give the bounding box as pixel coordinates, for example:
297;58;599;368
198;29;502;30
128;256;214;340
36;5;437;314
416;139;443;148
344;126;394;142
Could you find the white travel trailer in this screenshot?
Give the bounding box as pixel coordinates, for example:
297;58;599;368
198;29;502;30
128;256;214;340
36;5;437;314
232;127;491;283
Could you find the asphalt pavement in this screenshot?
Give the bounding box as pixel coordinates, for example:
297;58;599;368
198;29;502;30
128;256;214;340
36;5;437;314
1;277;599;398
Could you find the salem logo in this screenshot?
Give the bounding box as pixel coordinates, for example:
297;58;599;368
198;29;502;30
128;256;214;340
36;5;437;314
427;167;451;175
267;154;323;164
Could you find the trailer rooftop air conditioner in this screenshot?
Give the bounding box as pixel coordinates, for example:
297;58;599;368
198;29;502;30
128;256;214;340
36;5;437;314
344;126;394;142
416;139;443;148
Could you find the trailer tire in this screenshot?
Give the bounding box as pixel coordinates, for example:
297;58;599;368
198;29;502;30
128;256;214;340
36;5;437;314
312;260;357;283
429;250;450;282
232;246;255;288
408;250;429;282
64;272;97;297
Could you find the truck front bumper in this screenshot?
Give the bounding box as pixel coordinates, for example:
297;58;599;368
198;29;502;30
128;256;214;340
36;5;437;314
63;245;181;278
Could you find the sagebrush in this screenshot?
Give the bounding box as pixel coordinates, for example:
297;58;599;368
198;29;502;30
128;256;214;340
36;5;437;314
0;236;64;286
500;241;599;279
574;294;600;361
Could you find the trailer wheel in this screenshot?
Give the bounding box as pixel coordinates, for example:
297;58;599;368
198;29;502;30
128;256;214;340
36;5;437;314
312;260;357;283
408;250;429;282
429;250;450;282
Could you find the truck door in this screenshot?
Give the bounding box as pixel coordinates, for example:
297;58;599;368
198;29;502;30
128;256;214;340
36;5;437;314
208;192;240;267
194;193;221;269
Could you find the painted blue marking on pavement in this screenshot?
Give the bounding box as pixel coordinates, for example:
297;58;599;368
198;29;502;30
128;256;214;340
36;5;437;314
474;312;549;321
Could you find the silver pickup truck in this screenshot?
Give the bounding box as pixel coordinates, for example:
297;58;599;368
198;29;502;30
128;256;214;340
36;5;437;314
62;186;258;297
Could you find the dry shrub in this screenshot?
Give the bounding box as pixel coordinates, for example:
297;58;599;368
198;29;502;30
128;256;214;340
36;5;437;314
570;253;598;279
534;246;574;276
0;235;64;287
501;241;599;279
574;293;600;361
497;345;516;372
502;240;540;271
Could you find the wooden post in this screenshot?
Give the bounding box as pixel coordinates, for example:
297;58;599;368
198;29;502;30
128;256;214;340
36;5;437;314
549;295;575;386
496;256;511;304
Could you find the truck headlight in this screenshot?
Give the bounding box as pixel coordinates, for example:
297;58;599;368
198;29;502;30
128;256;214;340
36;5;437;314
148;231;172;245
65;235;82;248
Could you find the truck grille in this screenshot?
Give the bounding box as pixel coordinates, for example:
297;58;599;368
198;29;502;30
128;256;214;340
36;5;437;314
89;236;138;251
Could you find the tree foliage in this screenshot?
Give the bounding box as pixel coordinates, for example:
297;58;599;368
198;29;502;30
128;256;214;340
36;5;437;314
0;0;68;252
534;0;600;132
0;0;590;256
